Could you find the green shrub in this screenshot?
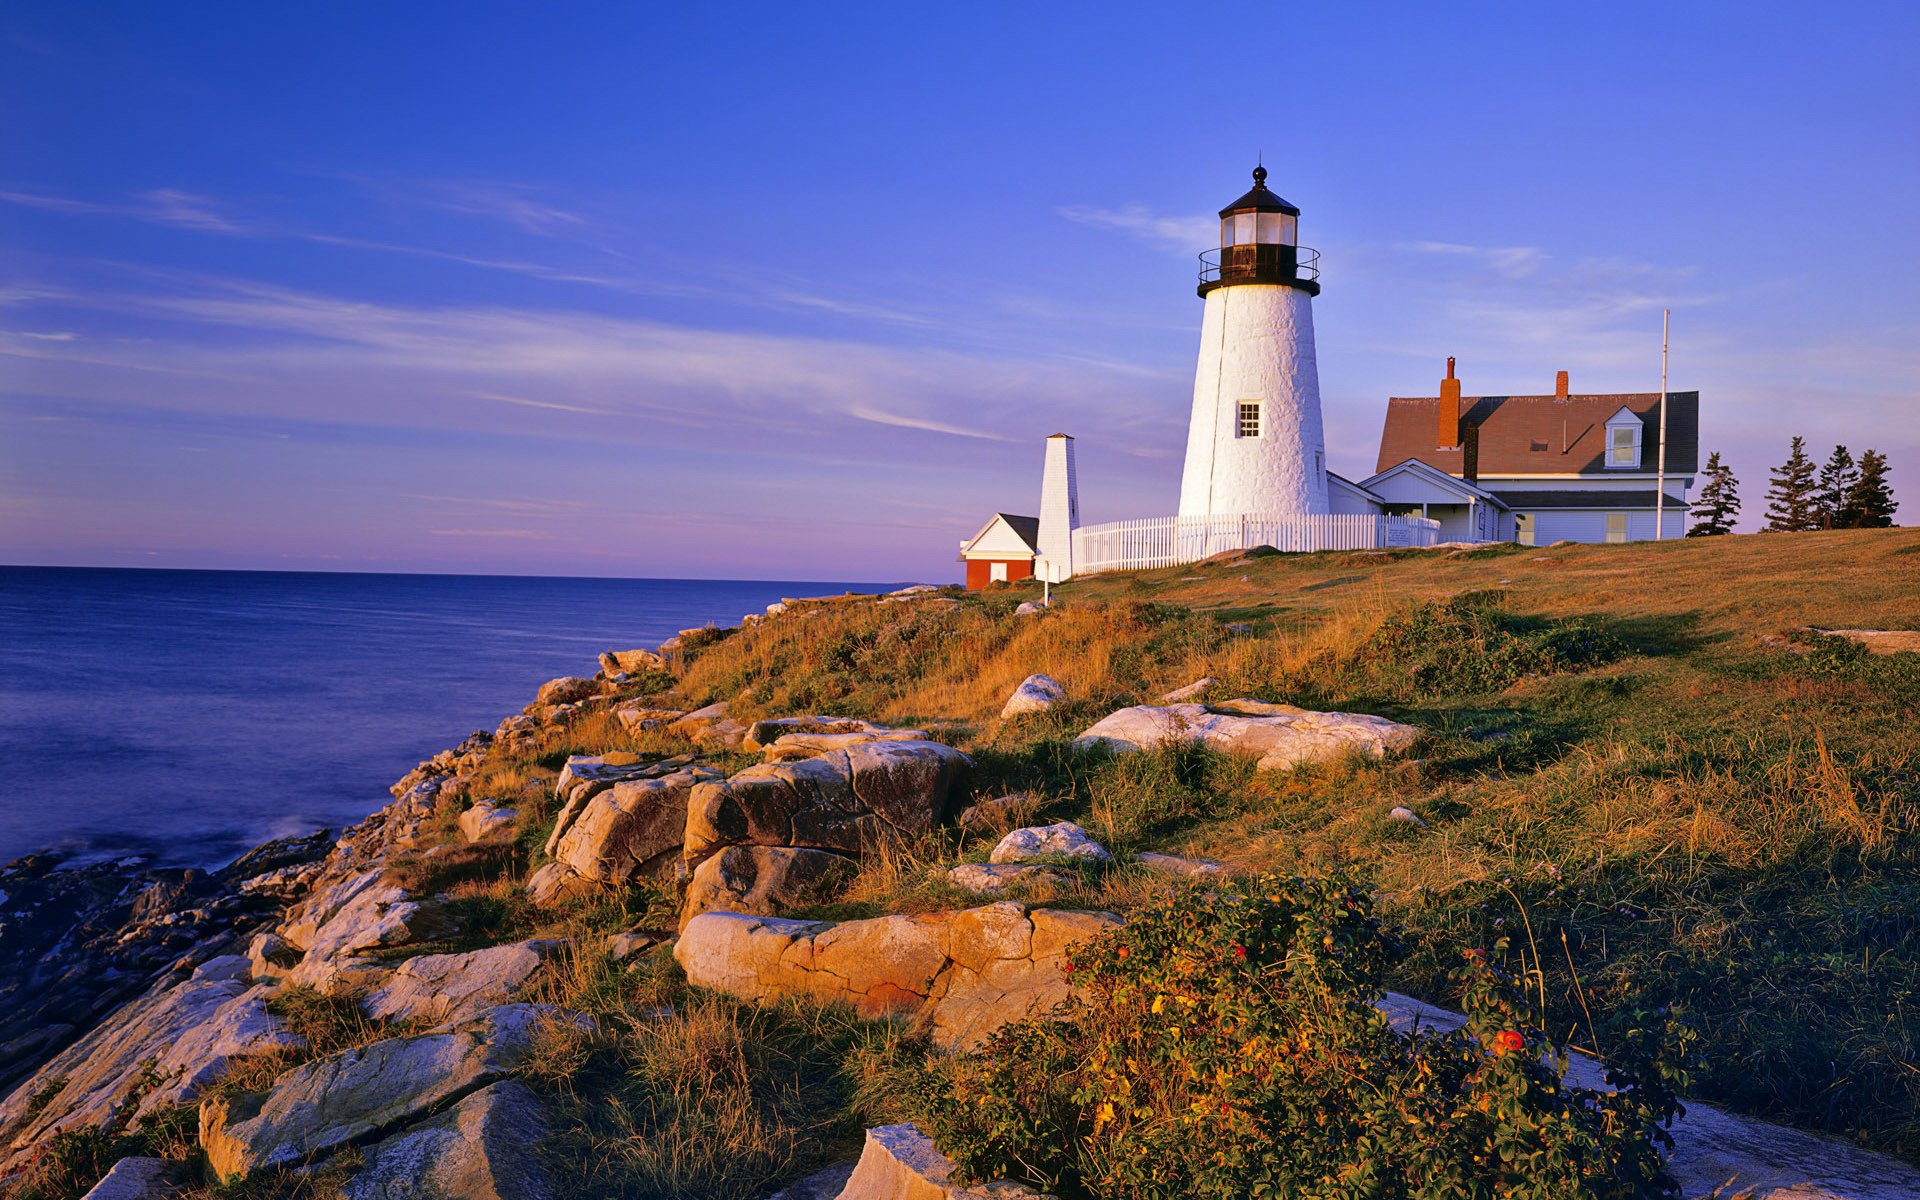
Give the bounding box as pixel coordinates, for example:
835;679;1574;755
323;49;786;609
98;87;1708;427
928;875;1689;1200
1353;597;1625;698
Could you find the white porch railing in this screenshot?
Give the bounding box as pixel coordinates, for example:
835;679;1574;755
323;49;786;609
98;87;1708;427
1070;513;1442;575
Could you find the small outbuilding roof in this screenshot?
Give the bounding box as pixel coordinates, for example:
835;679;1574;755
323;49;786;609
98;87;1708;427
959;513;1040;557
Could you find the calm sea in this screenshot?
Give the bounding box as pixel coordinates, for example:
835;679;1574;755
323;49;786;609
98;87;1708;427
0;567;887;869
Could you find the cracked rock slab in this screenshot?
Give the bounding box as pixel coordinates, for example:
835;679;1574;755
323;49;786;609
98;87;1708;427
342;1079;552;1200
1075;699;1418;770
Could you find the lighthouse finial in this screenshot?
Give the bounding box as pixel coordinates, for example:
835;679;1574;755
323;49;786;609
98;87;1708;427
1252;163;1268;186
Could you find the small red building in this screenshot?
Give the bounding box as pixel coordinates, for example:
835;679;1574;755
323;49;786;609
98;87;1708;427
957;513;1039;589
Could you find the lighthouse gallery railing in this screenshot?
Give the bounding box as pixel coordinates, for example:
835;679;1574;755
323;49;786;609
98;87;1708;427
1070;513;1442;575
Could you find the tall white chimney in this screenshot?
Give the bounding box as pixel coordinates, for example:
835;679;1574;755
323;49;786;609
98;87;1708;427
1036;433;1078;581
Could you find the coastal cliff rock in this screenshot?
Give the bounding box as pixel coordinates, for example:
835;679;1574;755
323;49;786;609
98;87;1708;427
279;868;453;988
0;956;300;1154
684;740;971;870
548;765;724;886
459;800;519;844
999;673;1065;718
342;1079;553;1200
675;902;1119;1050
1075;699;1419;769
680;845;858;928
599;647;666;676
361;940;567;1026
545;753;701;857
199;1003;570;1182
833;1123;1055;1200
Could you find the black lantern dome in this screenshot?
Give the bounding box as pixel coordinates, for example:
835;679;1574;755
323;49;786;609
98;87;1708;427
1198;166;1320;297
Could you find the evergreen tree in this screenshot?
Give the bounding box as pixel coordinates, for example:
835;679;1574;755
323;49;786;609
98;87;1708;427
1687;451;1741;536
1764;436;1820;532
1841;449;1899;528
1815;444;1857;529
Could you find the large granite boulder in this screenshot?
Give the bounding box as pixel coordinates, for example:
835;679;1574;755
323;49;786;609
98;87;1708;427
77;1156;172;1200
999;674;1065;719
1075;699;1418;770
362;940;567;1026
200;1004;564;1182
668;702;748;751
549;765;724;884
546;754;699;855
743;715;902;753
533;676;598;706
615;704;688;734
676;902;1118;1050
0;956;301;1154
947;863;1074;895
683;741;971;870
680;845;859;928
342;1079;553;1200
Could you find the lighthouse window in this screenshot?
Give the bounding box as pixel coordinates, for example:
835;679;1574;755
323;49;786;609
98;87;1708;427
1237;402;1262;438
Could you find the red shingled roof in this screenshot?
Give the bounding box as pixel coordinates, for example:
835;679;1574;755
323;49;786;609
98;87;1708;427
1375;391;1699;478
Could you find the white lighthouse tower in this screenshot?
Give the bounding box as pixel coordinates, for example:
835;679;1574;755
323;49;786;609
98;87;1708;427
1176;166;1329;518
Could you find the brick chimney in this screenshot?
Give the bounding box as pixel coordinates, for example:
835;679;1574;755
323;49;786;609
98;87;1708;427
1438;356;1461;448
1555;370;1569;399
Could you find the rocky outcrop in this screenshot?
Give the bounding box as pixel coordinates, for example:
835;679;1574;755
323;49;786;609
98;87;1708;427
614;704;687;734
279;868;453;988
999;674;1065;719
533;676;598;706
676;902;1118;1050
546;753;700;855
1159;678;1216;702
989;823;1110;866
599;648;666;676
342;1079;553;1200
524;863;602;909
833;1123;1054;1200
0;957;300;1155
668;702;747;751
361;940;566;1026
459;800;518;844
199;1003;565;1182
744;716;912;753
1075;699;1419;770
547;764;724;886
684;740;971;870
680;846;858;928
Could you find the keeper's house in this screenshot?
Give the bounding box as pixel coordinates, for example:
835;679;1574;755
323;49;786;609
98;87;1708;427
1364;361;1698;545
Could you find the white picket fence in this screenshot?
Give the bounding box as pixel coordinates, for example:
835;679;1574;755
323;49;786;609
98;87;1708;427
1070;513;1442;575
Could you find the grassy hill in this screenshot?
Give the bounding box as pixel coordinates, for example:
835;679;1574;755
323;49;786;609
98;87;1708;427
656;527;1920;1161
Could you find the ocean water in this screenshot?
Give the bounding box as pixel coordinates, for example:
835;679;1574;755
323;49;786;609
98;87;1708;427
0;567;887;869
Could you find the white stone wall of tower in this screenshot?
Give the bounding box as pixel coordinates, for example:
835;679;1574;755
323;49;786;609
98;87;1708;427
1176;284;1330;518
1036;435;1078;580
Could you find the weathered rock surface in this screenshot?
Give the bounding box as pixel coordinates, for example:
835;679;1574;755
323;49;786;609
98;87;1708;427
762;727;934;763
1013;600;1045;616
744;716;900;753
668;702;748;750
459;800;519;844
533;676;598;706
1075;699;1419;770
676;902;1118;1050
599;648;666;675
834;1123;1056;1200
342;1079;552;1200
546;754;698;855
199;1004;558;1182
280;868;452;988
0;957;300;1154
78;1156;173;1200
549;765;724;884
766;1161;857;1200
680;846;858;928
362;940;565;1026
999;674;1065;719
989;822;1110;866
947;864;1073;895
614;704;687;734
684;740;971;869
524;862;602;909
1134;852;1228;879
1387;805;1427;828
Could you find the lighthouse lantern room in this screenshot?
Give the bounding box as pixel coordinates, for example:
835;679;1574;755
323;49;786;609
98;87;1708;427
1176;166;1331;519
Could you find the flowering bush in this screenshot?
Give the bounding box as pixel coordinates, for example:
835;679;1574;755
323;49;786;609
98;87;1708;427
928;875;1690;1200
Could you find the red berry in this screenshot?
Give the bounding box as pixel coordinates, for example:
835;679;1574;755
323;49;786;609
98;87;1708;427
1493;1030;1526;1055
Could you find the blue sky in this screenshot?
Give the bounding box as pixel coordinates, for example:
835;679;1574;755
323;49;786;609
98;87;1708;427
3;3;1915;580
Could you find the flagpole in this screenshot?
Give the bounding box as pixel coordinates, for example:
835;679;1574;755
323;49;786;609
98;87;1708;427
1656;309;1670;539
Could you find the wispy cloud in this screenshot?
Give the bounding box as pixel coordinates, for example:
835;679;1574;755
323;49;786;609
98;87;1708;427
844;404;1016;441
1057;204;1214;254
1401;241;1549;281
471;390;616;416
0;189;249;234
425;528;557;539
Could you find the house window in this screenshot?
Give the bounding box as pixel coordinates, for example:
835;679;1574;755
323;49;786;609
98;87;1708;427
1237;402;1261;439
1605;413;1643;469
989;561;1009;583
1605;513;1629;544
1516;514;1535;546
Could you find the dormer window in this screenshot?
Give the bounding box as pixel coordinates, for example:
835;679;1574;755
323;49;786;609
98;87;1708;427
1604;408;1643;469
